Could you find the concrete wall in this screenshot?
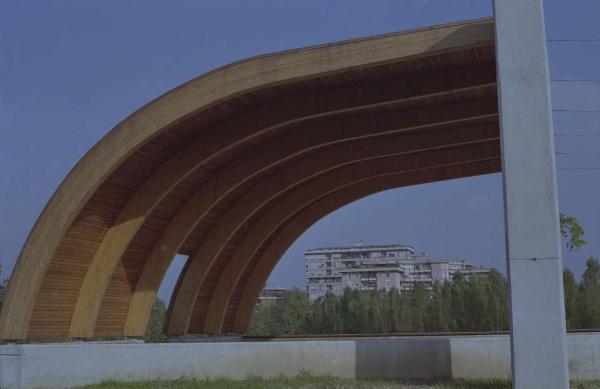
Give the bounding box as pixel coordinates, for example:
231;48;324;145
449;335;511;380
355;337;451;379
1;334;599;388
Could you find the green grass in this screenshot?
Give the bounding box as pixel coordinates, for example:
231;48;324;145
78;374;600;389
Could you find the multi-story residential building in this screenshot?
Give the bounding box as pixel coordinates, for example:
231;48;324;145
305;243;490;300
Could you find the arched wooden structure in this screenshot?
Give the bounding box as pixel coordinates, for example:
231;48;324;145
0;18;500;340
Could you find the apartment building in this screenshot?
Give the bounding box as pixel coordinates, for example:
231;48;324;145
305;243;490;300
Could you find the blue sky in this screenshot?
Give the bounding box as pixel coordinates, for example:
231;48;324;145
1;0;599;301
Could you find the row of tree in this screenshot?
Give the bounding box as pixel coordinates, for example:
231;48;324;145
564;258;600;329
249;270;508;335
248;258;600;336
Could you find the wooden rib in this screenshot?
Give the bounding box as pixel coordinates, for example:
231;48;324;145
71;73;495;338
198;148;499;334
1;18;494;340
122;97;497;337
203;124;499;333
231;158;501;332
167;136;500;335
163;110;497;335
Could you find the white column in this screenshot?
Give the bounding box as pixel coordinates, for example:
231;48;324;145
493;1;569;388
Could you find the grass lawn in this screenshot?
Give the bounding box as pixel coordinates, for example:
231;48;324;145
80;375;600;389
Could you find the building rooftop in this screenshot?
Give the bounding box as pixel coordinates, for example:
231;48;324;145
305;243;415;254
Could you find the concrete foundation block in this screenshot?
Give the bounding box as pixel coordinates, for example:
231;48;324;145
567;333;600;380
0;344;22;389
356;337;450;379
449;335;511;380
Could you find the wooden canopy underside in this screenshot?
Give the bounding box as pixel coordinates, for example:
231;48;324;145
0;18;500;340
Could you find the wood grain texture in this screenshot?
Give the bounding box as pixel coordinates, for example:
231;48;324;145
165;122;499;335
124;95;497;336
230;158;501;332
0;18;496;340
203;123;499;333
74;67;496;337
188;142;500;334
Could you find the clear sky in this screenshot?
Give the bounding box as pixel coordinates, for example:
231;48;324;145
1;0;599;302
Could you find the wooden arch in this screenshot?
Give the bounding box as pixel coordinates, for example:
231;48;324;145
0;18;499;340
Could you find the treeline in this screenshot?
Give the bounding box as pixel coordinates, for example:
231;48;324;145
249;269;508;335
564;258;600;329
249;258;600;336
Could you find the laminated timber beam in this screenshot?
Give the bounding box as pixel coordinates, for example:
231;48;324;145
166;129;500;335
203;132;500;334
122;98;498;337
0;18;496;341
79;85;496;338
229;158;501;333
72;72;497;338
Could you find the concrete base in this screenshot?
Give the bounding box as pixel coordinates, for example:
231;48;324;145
1;334;599;388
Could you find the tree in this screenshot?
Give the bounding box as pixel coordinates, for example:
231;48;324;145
449;273;467;331
0;265;8;312
563;269;581;329
271;289;311;335
324;292;344;333
341;288;370;333
248;300;276;336
409;283;429;332
383;288;402;332
427;281;453;332
579;258;600;329
463;275;491;331
560;213;587;252
367;291;384;333
398;288;413;332
309;292;342;334
486;269;508;331
145;297;166;342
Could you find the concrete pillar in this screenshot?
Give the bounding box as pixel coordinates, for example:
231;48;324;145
493;1;569;388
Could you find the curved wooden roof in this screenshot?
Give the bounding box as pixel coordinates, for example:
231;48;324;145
0;18;499;340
